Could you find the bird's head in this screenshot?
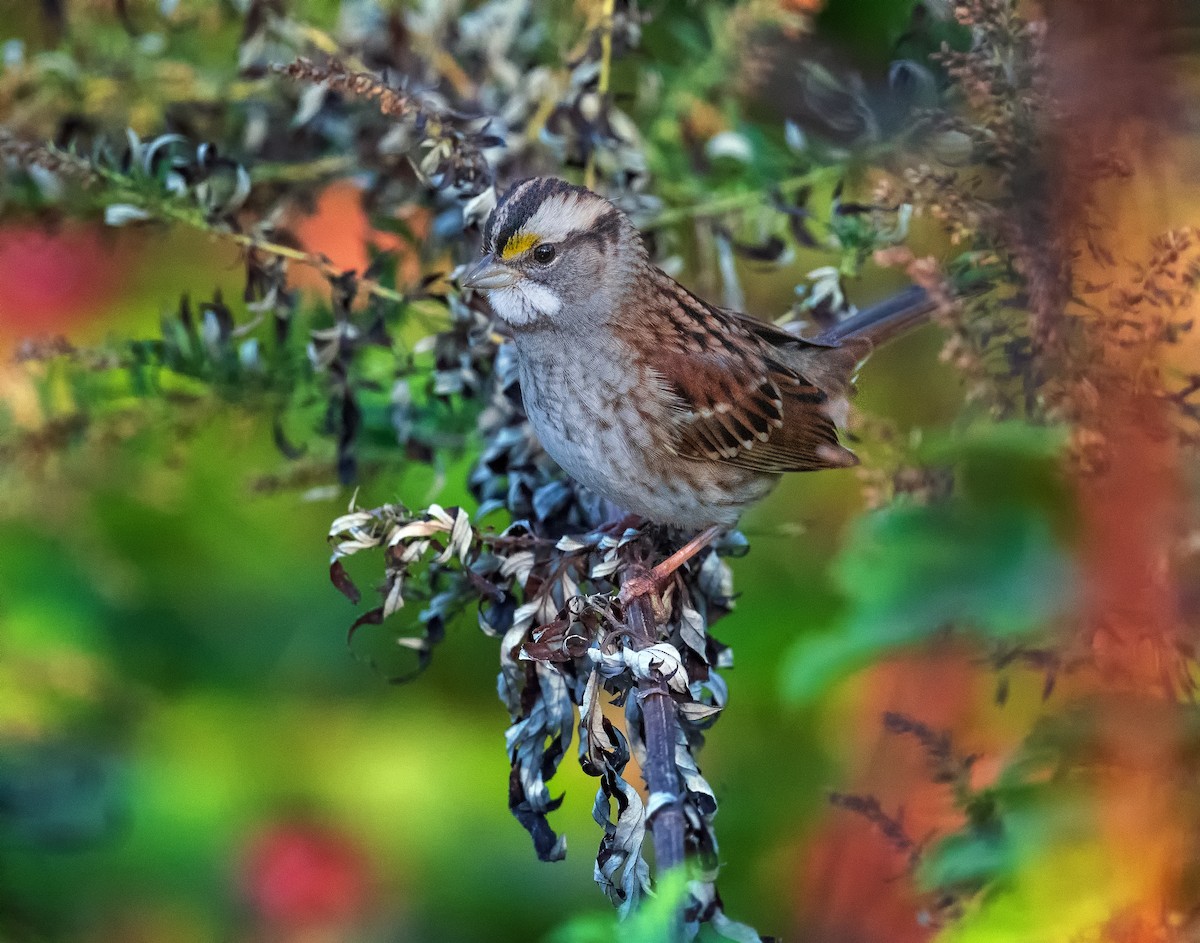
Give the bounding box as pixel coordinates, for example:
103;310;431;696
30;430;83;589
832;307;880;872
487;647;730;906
462;177;642;329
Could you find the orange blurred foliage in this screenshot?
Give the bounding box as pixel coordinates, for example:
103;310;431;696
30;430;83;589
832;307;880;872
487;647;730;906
793;650;986;943
287;181;428;294
795;5;1200;938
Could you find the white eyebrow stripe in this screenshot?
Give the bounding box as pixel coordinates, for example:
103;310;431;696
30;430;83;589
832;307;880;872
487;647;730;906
519;192;608;244
486;179;539;250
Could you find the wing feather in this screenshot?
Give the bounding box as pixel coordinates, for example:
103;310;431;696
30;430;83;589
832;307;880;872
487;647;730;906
643;280;859;473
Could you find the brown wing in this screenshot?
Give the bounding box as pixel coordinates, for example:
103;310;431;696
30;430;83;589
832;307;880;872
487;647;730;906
720;304;873;393
643;275;858;473
718;305;841;350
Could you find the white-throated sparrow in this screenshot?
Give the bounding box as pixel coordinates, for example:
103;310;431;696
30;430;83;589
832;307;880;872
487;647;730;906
463;177;930;531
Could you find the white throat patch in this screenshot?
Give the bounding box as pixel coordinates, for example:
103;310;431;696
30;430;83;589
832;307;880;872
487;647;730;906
488;281;563;326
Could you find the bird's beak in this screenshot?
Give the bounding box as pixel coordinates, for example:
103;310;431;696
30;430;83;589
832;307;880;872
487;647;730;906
462;253;520;291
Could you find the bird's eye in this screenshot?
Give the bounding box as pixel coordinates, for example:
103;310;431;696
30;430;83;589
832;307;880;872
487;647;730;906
532;244;556;264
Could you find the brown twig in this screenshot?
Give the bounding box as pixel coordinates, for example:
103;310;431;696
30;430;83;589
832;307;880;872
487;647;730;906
228;232;407;306
0;131;98;185
272;57;416;119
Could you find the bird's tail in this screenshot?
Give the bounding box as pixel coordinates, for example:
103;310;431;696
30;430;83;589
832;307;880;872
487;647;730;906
814;285;937;348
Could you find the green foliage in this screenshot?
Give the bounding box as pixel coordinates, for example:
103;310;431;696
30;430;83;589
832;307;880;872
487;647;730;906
919;780;1092;892
783;422;1074;702
547;871;692;943
912;701;1196;943
816;0;923;65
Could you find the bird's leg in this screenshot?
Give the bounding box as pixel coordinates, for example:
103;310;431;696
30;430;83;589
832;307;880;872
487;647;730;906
651;524;724;586
618;524;723;609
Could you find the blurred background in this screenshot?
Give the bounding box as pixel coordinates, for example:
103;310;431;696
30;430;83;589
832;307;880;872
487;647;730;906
2;1;1199;942
0;185;964;943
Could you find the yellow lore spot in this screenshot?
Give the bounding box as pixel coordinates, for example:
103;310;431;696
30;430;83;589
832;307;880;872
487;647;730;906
500;232;539;260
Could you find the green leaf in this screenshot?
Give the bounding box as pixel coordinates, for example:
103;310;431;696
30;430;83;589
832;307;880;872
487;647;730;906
918;782;1092;891
783;423;1075;702
816;0;921;65
918;422;1073;526
545;870;691;943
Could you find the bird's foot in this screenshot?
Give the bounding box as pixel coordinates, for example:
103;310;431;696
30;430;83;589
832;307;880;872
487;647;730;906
617;524;723;617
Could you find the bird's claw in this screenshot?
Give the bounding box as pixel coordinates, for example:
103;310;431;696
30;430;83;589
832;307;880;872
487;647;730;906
618;573;659;605
618;569;674;624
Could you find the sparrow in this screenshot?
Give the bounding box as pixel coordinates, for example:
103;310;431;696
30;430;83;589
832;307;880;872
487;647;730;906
462;177;931;531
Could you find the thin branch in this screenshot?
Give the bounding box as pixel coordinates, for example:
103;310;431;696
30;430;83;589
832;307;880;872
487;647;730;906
249;154;356;184
82;158;408;308
226;230;407;306
644;166;843;231
272;58;416;119
0;131;98;185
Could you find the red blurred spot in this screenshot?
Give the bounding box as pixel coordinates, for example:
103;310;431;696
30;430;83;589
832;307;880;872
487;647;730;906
241;820;374;928
0;223;127;338
800;817;931;943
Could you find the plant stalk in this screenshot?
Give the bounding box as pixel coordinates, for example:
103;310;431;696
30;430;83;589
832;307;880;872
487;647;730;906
584;0;616;191
625;591;686;919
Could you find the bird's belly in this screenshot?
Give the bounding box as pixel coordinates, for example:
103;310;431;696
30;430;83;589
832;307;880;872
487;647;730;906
515;342;775;528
